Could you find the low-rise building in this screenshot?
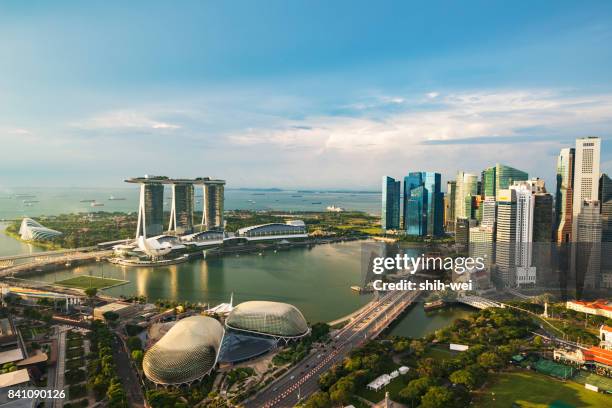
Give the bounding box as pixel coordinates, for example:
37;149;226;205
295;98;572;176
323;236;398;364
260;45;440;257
93;302;140;320
600;325;612;350
566;300;612;319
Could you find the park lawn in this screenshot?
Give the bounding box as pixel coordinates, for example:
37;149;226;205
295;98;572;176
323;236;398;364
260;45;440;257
474;371;612;408
423;345;456;361
55;275;128;290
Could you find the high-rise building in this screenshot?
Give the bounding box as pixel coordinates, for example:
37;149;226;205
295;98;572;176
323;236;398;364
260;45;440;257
423;172;444;236
445;181;456;231
127;176;166;238
381;176;401;231
405;185;427;236
496;189;517;286
168;182;195;234
200;179;226;231
495;164;528;198
572;137;601;238
512;183;536;286
470;225;495;270
575;200;602;292
455;172;478;220
600;173;612;206
600;173;612;243
402;172;443;236
402;172;427;235
481;197;497;227
555;148;575;243
481;166;496;198
455;217;470;251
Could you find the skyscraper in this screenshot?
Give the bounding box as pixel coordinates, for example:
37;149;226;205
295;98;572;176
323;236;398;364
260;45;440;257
496;189;517;286
445;181;456;231
575;200;602;292
422;172;444;236
127;176;166;238
455;172;478;220
512;183;536;287
403;172;443;236
572;137;601;236
405;185;427;236
403;172;423;231
598;174;612;283
381;176;401;231
200;179;226;231
495;164;528;198
168;182;195;235
455;217;470;252
481;166;496;198
555;148;575;243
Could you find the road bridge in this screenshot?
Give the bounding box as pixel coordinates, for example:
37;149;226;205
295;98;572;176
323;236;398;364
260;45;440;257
245;289;420;408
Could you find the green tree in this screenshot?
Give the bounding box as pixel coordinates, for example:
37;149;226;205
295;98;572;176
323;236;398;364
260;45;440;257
398;377;431;405
449;369;476;390
303;391;331;408
420;386;455;408
126;336;142;351
131;349;143;364
477;351;504;370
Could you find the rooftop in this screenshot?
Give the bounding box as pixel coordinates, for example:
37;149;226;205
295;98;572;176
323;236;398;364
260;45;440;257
125;176;225;185
0;369;30;388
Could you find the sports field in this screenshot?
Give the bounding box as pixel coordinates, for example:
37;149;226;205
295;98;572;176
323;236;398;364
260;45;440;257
55;275;128;290
475;371;611;408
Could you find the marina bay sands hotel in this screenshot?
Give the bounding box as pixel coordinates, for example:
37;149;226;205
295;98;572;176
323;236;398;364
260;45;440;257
126;175;225;238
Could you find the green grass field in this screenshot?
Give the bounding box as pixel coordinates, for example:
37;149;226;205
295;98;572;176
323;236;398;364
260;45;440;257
55;275;128;290
475;371;612;408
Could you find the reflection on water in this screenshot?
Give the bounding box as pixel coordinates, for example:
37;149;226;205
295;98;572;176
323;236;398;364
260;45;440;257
0;223;45;258
30;241;373;323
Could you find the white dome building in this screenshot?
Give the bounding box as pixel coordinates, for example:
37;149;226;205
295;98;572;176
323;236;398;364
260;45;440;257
143;316;224;386
226;301;309;340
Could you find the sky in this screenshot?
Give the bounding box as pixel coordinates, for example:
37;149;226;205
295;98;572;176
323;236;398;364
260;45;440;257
1;0;612;190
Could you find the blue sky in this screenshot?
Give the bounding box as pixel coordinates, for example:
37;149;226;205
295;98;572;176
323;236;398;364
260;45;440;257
1;0;612;189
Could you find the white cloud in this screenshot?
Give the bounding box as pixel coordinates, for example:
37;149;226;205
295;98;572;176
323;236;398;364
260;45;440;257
73;110;181;131
224;89;612;187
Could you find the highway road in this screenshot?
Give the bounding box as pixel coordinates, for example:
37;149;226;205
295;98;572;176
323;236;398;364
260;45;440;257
245;289;420;408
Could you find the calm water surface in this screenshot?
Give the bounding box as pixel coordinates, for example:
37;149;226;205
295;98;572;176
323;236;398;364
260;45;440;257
30;241;373;323
389;304;476;338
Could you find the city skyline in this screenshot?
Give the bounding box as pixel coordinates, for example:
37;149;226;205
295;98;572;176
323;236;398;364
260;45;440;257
1;1;612;189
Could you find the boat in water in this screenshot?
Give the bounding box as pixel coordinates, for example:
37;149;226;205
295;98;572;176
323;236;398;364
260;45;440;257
108;196;126;200
423;299;446;311
90;202;105;207
326;205;345;212
80;199;96;203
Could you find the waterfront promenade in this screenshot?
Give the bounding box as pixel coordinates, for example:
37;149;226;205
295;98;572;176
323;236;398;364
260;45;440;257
245;289;420;408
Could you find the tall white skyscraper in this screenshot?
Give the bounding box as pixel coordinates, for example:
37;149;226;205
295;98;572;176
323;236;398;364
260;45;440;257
572;137;601;235
511;183;536;286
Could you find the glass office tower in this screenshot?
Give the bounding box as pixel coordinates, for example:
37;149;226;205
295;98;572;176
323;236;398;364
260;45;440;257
481;166;496;198
403;172;443;237
495;164;528;198
381;176;401;231
405;185;427;236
